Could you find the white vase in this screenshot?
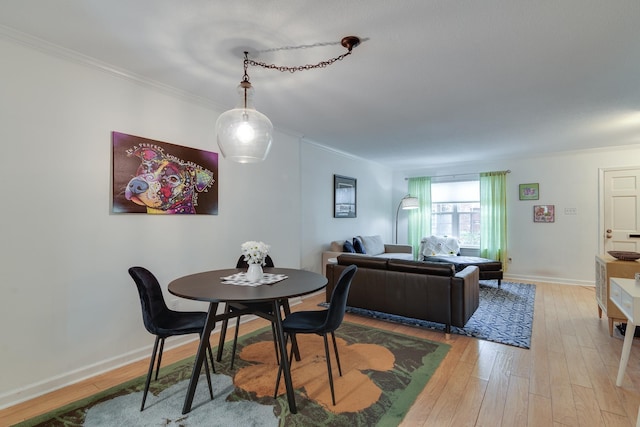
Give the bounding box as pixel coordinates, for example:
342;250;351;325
246;264;263;282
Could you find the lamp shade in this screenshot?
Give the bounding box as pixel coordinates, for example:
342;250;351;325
216;82;273;163
401;196;420;210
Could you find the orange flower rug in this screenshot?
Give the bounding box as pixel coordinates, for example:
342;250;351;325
16;322;449;427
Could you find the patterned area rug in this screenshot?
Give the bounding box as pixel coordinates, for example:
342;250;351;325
17;322;450;427
337;280;535;349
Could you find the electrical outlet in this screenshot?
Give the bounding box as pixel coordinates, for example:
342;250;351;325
508;257;512;263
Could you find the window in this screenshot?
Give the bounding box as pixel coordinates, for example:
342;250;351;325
431;180;480;247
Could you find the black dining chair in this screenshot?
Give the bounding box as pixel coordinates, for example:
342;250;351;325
216;255;279;369
129;266;216;411
274;264;357;405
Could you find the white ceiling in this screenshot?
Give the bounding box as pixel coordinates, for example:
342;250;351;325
2;0;639;170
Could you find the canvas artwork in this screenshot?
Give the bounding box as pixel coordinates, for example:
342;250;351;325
112;132;218;214
519;183;539;200
534;205;554;223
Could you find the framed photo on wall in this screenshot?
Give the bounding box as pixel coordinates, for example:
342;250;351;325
534;205;555;223
334;174;357;218
519;183;539;200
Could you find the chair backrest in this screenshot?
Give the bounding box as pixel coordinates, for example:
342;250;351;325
235;254;275;269
129;266;170;336
324;264;357;332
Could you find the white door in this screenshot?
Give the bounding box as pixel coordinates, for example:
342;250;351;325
601;167;640;253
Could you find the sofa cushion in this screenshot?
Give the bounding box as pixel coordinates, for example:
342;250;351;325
343;240;356;253
337;254;388;270
353;237;367;254
359;235;385;256
387;259;455;276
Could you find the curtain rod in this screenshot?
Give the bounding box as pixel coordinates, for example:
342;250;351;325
404;170;511;180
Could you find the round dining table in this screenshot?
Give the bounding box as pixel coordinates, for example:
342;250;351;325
168;267;328;415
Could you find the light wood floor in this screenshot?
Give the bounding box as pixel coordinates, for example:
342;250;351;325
2;281;640;426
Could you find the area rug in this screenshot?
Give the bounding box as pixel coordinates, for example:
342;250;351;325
337;280;535;349
17;322;450;427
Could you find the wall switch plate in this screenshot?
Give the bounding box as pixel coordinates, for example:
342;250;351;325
564;207;577;215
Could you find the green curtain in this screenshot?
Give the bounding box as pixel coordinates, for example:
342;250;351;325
407;177;431;258
480;171;508;270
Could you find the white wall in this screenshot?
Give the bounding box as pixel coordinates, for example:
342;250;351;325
0;36;304;407
395;146;640;285
300;143;393;274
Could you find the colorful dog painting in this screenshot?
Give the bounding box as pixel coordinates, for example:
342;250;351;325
112;132;218;215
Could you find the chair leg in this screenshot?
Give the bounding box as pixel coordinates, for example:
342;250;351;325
274;333;293;398
323;334;337;406
271;323;280;365
330;331;342;376
203;352;214;400
216;304;232;362
230;315;241;369
154;337;165;380
207;342;216;374
141;336;161;411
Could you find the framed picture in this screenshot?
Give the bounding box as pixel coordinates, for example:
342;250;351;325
519;183;539;200
112;132;218;215
334;174;357;218
534;205;555;223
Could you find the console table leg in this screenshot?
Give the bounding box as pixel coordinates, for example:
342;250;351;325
616;322;636;386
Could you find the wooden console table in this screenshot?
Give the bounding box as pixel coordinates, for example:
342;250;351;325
595;255;640;335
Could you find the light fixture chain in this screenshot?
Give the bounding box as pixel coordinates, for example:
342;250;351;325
247;50;352;74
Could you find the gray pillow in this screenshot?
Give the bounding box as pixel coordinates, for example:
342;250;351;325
359;235;385;256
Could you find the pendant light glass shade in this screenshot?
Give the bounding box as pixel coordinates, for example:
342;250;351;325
216;82;273;163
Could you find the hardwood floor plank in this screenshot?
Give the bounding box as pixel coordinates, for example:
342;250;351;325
572;384;606;427
475;350;513;426
527;393;553;427
501;375;529;427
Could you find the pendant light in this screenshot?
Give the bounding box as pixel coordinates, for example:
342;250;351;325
216;36;361;163
216;52;273;163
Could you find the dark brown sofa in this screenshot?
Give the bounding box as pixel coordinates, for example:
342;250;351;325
325;254;480;334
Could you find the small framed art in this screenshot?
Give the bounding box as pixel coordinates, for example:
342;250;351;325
334;174;357;218
519;183;539;200
534;205;554;223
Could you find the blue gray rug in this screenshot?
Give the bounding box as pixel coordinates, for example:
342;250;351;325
336;280;535;349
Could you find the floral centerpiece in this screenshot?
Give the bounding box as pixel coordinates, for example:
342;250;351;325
241;241;270;266
241;241;270;282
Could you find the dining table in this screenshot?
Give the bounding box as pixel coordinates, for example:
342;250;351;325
168;267;328;415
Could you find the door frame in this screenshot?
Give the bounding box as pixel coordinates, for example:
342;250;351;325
598;165;640;254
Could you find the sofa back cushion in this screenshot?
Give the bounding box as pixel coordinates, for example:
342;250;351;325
337;254;388;270
387;259;455;276
358;235;385;256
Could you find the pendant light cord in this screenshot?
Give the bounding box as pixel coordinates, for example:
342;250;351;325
245;36;360;74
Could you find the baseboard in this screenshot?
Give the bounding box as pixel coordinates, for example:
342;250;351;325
504;273;594;287
0;334;197;410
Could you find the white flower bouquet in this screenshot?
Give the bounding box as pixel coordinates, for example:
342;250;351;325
241;241;270;266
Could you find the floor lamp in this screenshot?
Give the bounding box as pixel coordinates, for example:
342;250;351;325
395;195;420;244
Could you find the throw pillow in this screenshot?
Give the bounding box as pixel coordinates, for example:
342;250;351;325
343;240;356;253
359;235;385;256
353;237;367;254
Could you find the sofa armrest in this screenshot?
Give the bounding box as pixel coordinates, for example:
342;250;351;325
383;244;412;254
451;265;480;327
322;251;345;276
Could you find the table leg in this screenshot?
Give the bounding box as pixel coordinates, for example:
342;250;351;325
272;299;297;414
616;322;636;387
182;302;218;414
